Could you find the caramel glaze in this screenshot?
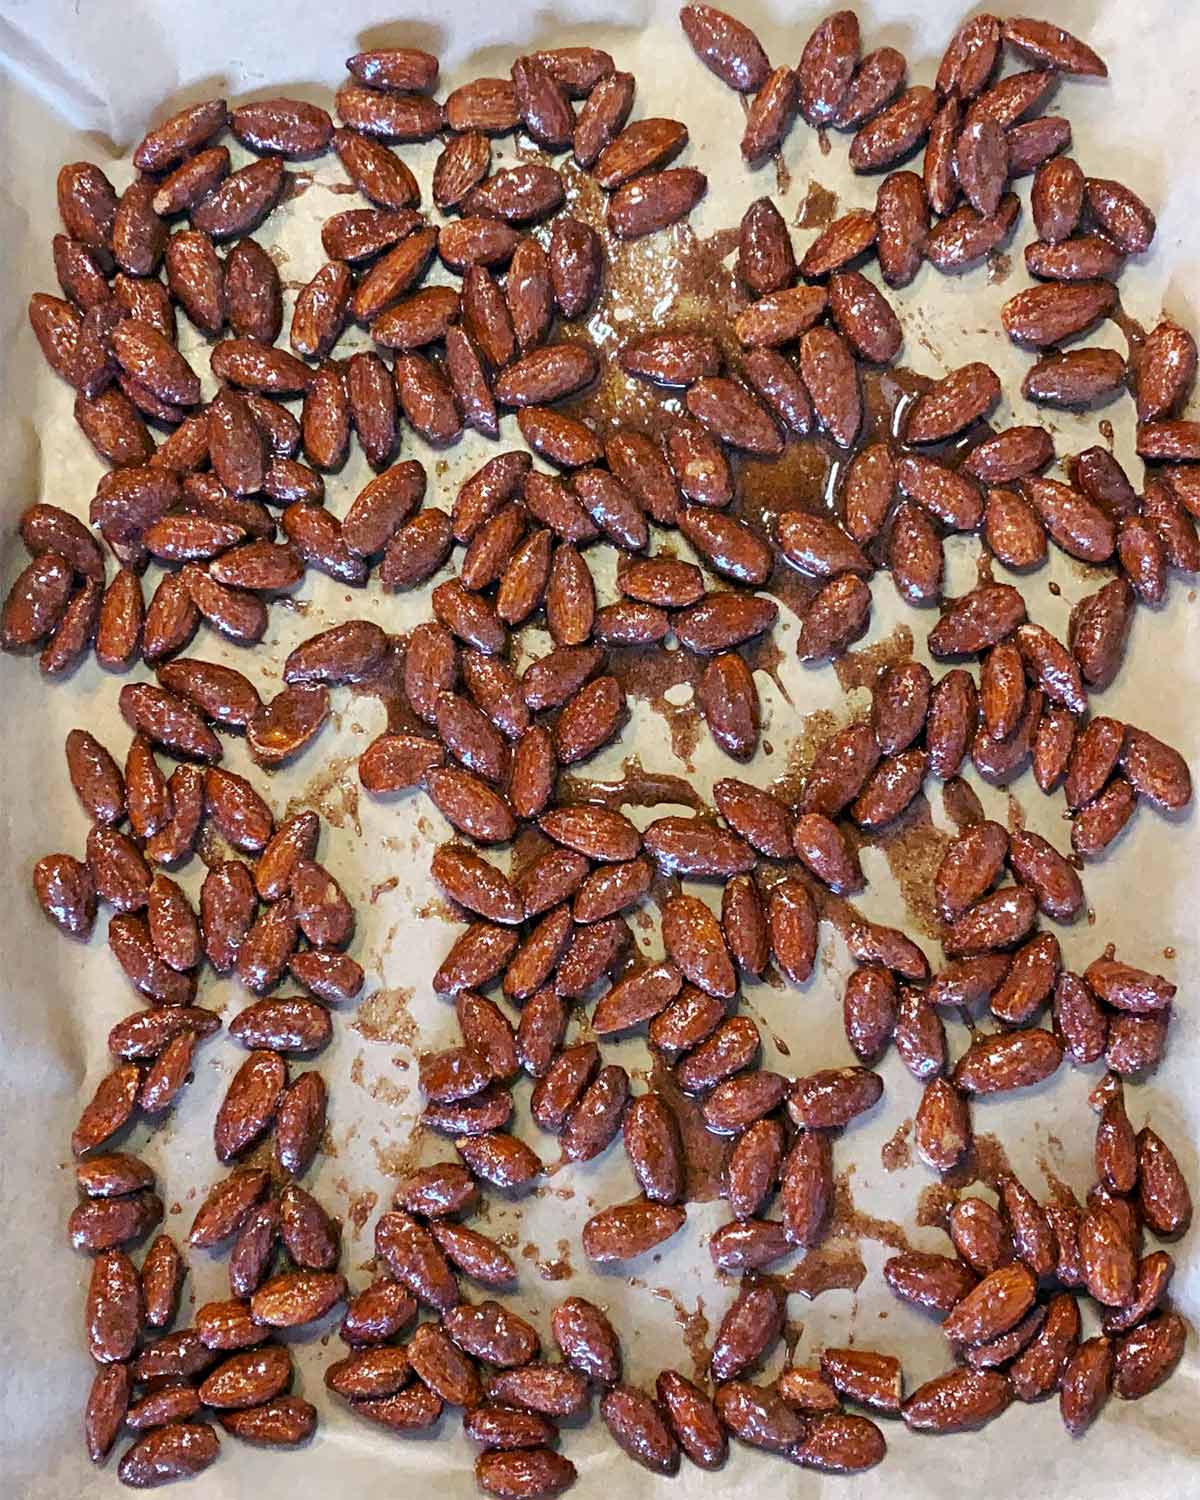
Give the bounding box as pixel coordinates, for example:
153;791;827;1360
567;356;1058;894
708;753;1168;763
649;1056;731;1204
559;755;704;812
349;632;425;736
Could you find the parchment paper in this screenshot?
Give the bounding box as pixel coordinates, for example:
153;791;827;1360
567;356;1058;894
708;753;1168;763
1;2;1198;1495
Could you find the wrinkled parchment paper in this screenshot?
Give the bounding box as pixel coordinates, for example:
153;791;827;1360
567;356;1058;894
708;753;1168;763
1;1;1198;1495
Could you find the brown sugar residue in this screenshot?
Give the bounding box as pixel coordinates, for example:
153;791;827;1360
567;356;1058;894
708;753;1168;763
349;635;426;736
604;648;707;769
833;625;915;695
866;365;935;445
368;1074;410;1108
970;1133;1015;1190
794;180;839;229
347;1189;378;1236
370;876;400;903
783;1319;804;1364
737;448;830;623
287;755;362;835
742;442;835;552
353;987;419;1047
917;1183;959;1230
668;1294;711;1381
742;626;792;705
740;426;835;531
660;697;704;766
1110;296;1147;358
700;227;741;264
523;1238;574;1281
651;1058;729;1203
942;776;985;830
556;168;746;440
414;896;459;923
767;707;843;807
778;1243;868;1299
532;1184;576;1204
370;1132;425;1180
1005;794;1026;833
280;171;313;204
867;795;953;940
195;823;237;871
986;252;1012;285
881;1118;913;1172
941;1132;1015;1191
830;1171;912;1251
1037;1152;1078;1206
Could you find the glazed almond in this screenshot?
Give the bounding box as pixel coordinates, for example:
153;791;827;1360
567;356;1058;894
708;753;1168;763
734;288;825;354
118;1424;220;1486
797;10;860;122
1137;1128;1192;1237
801;210;878;279
346;46;438;90
884;1251;977;1312
608;168;708;239
737;197;796;295
789;1067;883;1129
595;117;688;189
798;574;871;660
850;85;937;172
698;653;759;760
953;1028;1063;1094
875;170;928;285
476;1450;575;1499
706;1091;787;1156
902;1368;1011;1433
581;1200;685;1262
907;363;1001;443
574;71;635;167
680;4;770;92
781;1131;833;1247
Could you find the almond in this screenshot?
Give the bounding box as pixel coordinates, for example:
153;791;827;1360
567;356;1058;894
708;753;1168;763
680;4;770;92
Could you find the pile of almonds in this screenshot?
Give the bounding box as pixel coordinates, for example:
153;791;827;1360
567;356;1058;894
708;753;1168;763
61;713;363;1480
5;3;1196;1491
